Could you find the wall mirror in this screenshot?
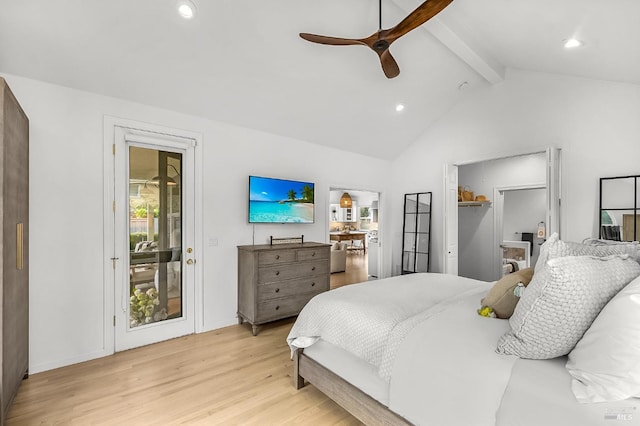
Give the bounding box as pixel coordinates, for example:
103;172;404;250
401;192;432;274
599;175;640;241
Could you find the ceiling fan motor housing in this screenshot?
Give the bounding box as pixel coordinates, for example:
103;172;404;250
373;39;390;52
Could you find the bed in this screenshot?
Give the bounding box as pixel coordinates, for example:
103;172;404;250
287;235;640;425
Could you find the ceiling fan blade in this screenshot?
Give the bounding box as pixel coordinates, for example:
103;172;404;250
386;0;453;41
299;33;364;46
378;49;400;79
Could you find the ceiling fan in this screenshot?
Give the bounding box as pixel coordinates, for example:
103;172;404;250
300;0;454;79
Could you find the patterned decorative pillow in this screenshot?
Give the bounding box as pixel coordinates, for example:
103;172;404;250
582;238;640;262
496;255;640;359
535;233;640;272
583;238;639;247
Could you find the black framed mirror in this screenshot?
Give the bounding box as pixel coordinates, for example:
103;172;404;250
599;175;640;241
401;192;432;274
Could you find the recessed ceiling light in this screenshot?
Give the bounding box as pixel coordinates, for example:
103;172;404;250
563;38;583;49
177;0;197;19
395;104;405;112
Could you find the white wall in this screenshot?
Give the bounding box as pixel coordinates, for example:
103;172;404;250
9;65;640;372
2;73;392;373
391;68;640;275
458;153;546;281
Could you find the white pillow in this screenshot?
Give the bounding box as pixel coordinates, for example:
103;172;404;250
566;275;640;403
535;233;640;272
497;255;640;359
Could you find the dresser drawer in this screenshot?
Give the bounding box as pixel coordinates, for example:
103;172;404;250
258;276;329;301
297;248;328;261
256;293;319;322
258;260;329;284
258;250;296;265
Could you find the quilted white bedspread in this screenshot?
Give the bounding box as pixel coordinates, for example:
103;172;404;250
287;273;490;381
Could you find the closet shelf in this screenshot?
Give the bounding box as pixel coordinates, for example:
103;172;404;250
458;201;492;208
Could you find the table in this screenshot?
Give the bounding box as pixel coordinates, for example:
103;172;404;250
329;232;367;254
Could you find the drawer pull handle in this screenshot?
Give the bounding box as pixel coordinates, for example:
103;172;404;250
275;255;280;260
275;305;280;310
275;271;280;276
275;288;280;293
311;266;316;271
312;252;316;256
311;282;315;287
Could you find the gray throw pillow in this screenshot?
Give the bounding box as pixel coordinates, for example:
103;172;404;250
497;255;640;359
535;233;640;272
583;238;640;262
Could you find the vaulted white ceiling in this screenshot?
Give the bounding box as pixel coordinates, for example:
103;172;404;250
1;0;638;159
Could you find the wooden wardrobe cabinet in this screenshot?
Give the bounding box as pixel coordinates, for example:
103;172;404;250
0;78;29;424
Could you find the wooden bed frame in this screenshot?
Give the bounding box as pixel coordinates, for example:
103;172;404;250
293;348;412;425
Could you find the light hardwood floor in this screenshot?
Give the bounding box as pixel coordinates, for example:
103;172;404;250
8;256;370;425
330;252;369;290
8;319;362;425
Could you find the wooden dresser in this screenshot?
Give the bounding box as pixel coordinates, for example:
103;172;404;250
237;242;330;335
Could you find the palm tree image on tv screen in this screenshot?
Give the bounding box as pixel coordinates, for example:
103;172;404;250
249;176;315;223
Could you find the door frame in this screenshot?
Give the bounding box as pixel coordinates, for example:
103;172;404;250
103;116;204;354
443;147;561;276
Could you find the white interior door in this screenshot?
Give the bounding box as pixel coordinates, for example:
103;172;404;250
494;188;506;280
547;147;562;238
112;126;196;351
444;163;459;275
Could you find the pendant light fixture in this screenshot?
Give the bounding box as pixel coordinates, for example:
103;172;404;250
340;192;353;208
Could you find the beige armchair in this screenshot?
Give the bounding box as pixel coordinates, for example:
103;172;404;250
330;242;347;273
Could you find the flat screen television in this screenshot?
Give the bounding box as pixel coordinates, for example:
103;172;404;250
249;176;315;223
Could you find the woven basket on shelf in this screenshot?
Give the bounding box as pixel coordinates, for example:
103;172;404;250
461;186;474;201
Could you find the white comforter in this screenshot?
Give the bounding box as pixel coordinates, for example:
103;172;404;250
289;273;640;426
287;273;493;382
389;288;517;425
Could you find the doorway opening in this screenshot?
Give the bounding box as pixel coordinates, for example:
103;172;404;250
494;185;546;280
328;188;381;288
444;148;561;280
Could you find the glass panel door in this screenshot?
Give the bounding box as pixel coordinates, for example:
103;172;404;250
128;147;182;327
113;126;195;352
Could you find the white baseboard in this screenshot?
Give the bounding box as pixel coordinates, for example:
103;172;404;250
30;348;112;374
